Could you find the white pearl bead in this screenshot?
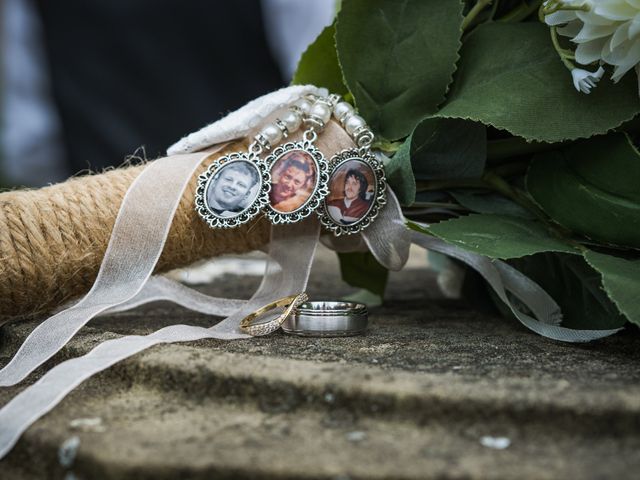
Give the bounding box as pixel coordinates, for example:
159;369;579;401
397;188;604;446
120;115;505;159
261;124;282;145
282;111;302;132
333;102;354;122
344;114;366;135
310;102;331;123
294;98;312;113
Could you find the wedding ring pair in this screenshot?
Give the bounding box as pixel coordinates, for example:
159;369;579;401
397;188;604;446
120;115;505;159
240;294;368;337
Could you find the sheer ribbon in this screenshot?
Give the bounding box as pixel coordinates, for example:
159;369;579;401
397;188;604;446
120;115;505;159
0;85;621;460
409;227;622;343
0;217;320;459
0;149;224;387
0;84;325;388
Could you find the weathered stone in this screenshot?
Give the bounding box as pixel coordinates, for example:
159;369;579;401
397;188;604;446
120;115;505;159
1;246;640;479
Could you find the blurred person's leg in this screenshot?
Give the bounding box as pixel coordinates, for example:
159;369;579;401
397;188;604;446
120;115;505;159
1;0;69;188
34;0;286;176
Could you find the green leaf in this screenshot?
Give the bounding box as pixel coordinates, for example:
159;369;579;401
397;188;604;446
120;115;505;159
416;214;577;259
388;116;485;206
449;190;533;218
338;251;389;298
584;250;640;327
336;0;464;140
385;138;416;206
414;190;450;204
565;133;640;202
437;23;640;142
508;253;626;330
292;24;349;95
527;133;640;248
409;117;486;180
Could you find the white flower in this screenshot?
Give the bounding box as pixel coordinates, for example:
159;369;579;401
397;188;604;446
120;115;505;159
572;66;605;92
544;0;640;85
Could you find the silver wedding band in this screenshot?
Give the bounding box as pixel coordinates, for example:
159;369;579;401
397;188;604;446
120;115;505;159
282;301;368;337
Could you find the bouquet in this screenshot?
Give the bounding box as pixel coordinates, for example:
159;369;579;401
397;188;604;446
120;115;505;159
1;0;638;460
292;0;640;332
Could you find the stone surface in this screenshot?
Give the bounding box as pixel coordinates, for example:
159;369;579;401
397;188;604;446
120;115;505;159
1;245;640;479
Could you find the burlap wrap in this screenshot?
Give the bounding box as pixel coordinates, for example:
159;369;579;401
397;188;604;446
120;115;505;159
0;121;353;320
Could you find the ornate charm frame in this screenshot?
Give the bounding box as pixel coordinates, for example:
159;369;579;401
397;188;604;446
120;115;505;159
318;148;387;236
195;152;270;229
264;136;329;225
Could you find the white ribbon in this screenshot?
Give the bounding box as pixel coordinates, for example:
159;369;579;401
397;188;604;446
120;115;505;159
0;85;326;458
0;217;320;459
410;225;622;343
102;276;246;316
319;189;410;272
0;144;321;457
361;189;411;271
0;85;325;388
0;85;622;461
0;150;221;387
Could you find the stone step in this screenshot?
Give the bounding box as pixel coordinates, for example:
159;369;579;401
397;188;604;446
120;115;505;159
2;246;640;478
4;347;640;480
114;347;640;435
5;320;640;440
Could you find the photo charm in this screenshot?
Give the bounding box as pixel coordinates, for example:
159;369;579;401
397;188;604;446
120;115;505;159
318;148;387;236
265;130;329;224
195;152;270;229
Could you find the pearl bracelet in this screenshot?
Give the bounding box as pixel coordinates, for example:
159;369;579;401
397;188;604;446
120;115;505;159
254;94;373;151
195;92;386;235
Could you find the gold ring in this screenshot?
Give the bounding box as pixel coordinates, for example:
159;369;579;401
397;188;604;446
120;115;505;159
239;292;308;336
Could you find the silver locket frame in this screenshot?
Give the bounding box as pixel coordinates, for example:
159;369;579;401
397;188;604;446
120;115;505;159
264;130;329;224
195;152;270;229
318;148;387;236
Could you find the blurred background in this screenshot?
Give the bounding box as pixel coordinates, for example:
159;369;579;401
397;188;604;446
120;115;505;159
0;0;335;188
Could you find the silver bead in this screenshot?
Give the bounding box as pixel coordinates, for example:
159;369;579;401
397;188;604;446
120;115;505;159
294;98;312;113
260;123;283;145
328;94;342;107
334;102;354;122
274;119;289;137
344;114;366;135
310;102;332;123
282;110;302;132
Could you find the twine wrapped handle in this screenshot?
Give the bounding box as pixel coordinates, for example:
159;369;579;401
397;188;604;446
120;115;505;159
0;119;354;321
0;141;271;321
